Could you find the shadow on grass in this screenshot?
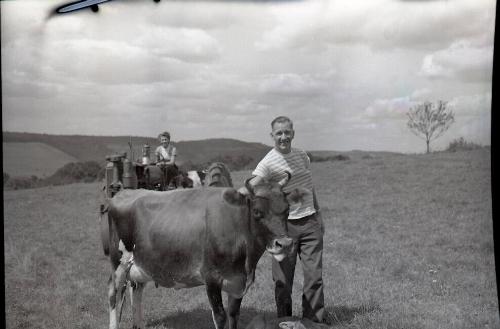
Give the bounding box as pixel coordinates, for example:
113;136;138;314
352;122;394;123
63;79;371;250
146;303;379;328
147;307;275;329
326;302;380;324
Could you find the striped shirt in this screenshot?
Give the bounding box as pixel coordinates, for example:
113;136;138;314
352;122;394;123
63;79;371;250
253;148;315;220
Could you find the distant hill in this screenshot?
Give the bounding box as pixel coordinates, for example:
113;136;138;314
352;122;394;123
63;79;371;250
308;149;404;161
3;132;403;178
3;132;157;163
3;142;79;178
175;139;272;168
2;132;272;176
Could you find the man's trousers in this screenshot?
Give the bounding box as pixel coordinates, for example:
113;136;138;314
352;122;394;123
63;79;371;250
272;212;325;322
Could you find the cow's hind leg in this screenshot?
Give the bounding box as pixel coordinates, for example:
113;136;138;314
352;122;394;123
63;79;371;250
130;282;146;329
206;281;227;329
228;296;243;329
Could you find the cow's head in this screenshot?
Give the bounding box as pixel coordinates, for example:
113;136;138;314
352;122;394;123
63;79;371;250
224;173;308;261
174;171;193;188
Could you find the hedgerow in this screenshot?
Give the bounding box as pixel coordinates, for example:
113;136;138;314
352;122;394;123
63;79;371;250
4;161;104;190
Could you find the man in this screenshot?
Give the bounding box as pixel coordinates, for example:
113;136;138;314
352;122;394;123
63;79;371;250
249;116;332;325
155;131;179;189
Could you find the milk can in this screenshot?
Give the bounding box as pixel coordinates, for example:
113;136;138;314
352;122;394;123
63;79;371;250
142;144;151;165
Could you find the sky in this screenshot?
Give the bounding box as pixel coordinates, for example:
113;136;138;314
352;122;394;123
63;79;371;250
1;0;495;152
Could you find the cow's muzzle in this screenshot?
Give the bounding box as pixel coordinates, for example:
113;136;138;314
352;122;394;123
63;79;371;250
266;236;293;262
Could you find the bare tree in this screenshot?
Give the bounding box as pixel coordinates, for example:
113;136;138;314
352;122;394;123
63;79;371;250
407;100;454;153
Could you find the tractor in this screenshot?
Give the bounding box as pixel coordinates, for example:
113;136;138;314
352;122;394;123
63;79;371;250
98;143;233;255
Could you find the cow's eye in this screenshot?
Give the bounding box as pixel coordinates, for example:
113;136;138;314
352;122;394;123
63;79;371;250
253;208;264;219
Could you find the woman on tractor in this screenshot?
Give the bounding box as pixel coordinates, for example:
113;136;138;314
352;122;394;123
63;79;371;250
155;131;179;189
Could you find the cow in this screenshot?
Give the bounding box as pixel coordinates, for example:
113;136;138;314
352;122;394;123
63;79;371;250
187;170;203;187
176;170;206;188
106;174;308;329
174;170;195;188
174;162;231;189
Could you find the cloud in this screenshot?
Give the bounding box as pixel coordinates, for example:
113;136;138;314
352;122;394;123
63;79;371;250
2;1;222;88
1;76;65;100
133;26;221;63
3;37;195;88
448;92;491;117
362;96;415;121
443;93;491;145
258;73;326;96
1;1;49;46
144;2;250;31
256;0;495;51
410;88;431;100
233;99;272;116
419;40;493;82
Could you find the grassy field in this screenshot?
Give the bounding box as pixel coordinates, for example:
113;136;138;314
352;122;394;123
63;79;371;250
4;149;498;329
3;142;78;177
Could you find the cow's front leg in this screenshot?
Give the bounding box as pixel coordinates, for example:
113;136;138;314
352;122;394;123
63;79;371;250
206;281;227;329
227;296;243;329
130;282;146;329
108;274;119;329
109;263;128;329
109;268;127;329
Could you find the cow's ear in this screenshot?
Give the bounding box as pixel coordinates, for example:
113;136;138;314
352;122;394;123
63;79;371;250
285;187;310;204
222;188;246;206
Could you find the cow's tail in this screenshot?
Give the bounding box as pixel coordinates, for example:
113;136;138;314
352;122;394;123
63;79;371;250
205;162;233;187
99;202;121;268
99;203;110;256
107;209;122;269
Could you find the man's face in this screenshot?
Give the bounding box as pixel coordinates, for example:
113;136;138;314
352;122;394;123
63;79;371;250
160;136;170;147
271;121;294;154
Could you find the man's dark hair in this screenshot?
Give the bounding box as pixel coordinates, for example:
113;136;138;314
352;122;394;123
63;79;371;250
271;116;294;129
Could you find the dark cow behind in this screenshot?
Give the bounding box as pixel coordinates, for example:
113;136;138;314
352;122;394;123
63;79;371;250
106;175;309;329
174;162;232;189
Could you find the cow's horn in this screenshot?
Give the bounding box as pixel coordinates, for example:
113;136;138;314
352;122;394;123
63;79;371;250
244;177;255;195
278;171;291;187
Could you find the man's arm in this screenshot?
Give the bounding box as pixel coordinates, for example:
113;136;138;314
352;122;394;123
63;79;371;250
248;175;265;189
248;157;270;189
